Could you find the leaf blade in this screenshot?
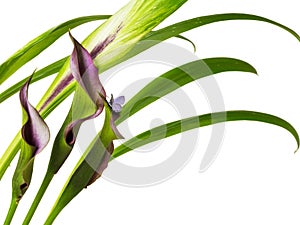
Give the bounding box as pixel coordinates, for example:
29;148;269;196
113;111;300;159
117;57;257;124
0;15;110;84
122;13;300;62
0;57;67;104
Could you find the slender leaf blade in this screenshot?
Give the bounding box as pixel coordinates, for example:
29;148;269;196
122;13;300;62
0;15;110;84
117;57;257;124
113;111;300;159
0;57;67;104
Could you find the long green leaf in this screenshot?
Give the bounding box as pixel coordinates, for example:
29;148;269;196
113;111;300;159
149;13;300;41
0;57;67;103
0;15;110;84
1;13;299;179
117;57;257;125
121;13;300;63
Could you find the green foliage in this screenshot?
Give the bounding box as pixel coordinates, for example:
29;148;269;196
0;1;299;224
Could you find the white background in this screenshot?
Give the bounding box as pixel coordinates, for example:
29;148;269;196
0;0;300;224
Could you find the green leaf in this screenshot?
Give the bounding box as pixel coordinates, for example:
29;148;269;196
149;13;300;41
0;57;67;104
117;57;257;125
121;13;300;63
0;15;110;85
113;111;300;159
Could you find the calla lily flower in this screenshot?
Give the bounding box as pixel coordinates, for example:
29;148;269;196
4;76;50;224
64;32;106;145
48;32;107;174
14;76;50;200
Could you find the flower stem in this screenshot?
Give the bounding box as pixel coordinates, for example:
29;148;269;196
4;197;18;225
22;171;54;225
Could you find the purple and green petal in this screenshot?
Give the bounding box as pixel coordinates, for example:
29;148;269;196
12;76;50;201
47;34;106;174
69;32;106;105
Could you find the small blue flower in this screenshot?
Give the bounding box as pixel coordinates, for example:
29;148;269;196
109;94;125;113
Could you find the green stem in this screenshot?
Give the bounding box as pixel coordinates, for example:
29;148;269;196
22;171;54;225
4;197;18;225
44;197;68;225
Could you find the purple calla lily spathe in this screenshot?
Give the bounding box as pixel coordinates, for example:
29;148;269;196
69;32;106;105
62;32;107;146
64;33;125;147
20;76;50;156
11;75;50;203
43;32;122;174
39;27;121;113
